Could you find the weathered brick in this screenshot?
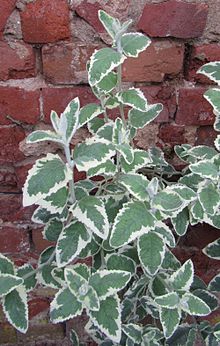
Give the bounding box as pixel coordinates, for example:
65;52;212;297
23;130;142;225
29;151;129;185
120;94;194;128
74;1;104;33
122;40;184;82
32;228;53;253
29;298;50;320
20;0;70;43
181;223;220;250
159;124;185;145
0;41;36;81
14;162;32;191
42;43;99;85
0;225;30;254
0;322;17;344
0;87;40;125
134;124;159;150
0;166;17;190
42;87;96;123
175;88;215;126
0;126;25;163
0;0;16;38
187;44;220;83
0;194;33;222
196;126;218;147
138;0;208;39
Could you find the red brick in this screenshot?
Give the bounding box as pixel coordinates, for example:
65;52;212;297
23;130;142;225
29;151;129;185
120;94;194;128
29;298;50;320
0;194;34;222
138;0;208;39
0;0;16;38
141;86;176;122
0;87;40;125
180;224;220;250
74;1;104;33
32;228;53;253
159;124;185;145
0;322;17;344
175;88;215;126
14;162;32;191
42;87;96;123
0;166;17;190
0;41;36;81
0;126;25;163
20;0;70;43
187;44;220;84
122;40;184;82
0;225;30;254
196;126;218;147
42;43;99;85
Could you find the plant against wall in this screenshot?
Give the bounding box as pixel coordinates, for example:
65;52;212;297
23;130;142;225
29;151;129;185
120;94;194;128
0;10;219;345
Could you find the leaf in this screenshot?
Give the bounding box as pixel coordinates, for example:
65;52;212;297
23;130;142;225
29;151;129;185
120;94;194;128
116;88;148;112
65;268;100;311
50;287;82;323
37;246;60;289
171;208;189;236
121;149;151;173
121;33;151;58
73;138;115;172
89;270;131;300
110;201;156;248
189;159;219;180
198;62;220;85
152;189;184;213
70;329;79;346
154;221;176;248
161;250;181;271
2;286;28;333
96;72;118;94
116;144;134;164
98;10;120;40
138;232;165;276
88;48;126;87
87;160;116;178
32;206;68;225
122;323;142;343
181;293;211;316
0;274;23;297
43;218;63;242
26;130;62;144
170;260;194;291
78;103;103;128
215;135;220;151
56;221;91;267
0;253;15;275
118;173;149;201
128;104;163;129
17;264;37;292
59;97;80;143
88;117;105;135
72;263;91;281
89;295;121;343
155;292;180;309
208;273;220;291
198;182;220;215
160;307;181;339
37;186;69;214
106;253;136;275
71;196;109;240
23;153;71;207
202;238;220;260
50;110;59;132
96;122;113;141
193;289;218;311
187;145;218;160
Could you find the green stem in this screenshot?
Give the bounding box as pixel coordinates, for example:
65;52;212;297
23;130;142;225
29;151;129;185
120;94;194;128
64;144;76;204
100;96;109;123
22;250;56;281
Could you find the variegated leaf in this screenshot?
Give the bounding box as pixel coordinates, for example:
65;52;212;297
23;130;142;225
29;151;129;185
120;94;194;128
155;292;180;309
43;218;63;242
202;238;220;260
121;149;151;173
87;160;116;178
37;186;68;214
26;130;63;144
98;10;120;40
170;260;194;291
118;173;149;201
116;88;148;112
160;307;181;339
171;208;189;236
78;103;103;128
128;104;163;129
50;110;59;132
208;273;220;291
180;293;211;316
154;221;176;248
198;182;220;215
0;254;15;275
59;97;80;143
106;253;136;275
96;122;114;141
198;62;220;85
96;72;118;94
17;264;37;292
121;33;151;58
189;159;219;180
0;274;23;297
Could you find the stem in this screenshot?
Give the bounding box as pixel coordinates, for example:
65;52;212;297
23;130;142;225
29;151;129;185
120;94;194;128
100;96;109;123
22;250;56;280
64;144;75;204
116;40;127;128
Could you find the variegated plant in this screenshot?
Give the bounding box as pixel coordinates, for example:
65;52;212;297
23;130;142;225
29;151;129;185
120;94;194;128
0;11;220;346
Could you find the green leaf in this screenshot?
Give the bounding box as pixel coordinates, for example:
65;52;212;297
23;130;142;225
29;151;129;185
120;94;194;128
88;48;126;87
89;295;121;343
88;117;105;135
193;289;218;311
0;274;23;297
72;263;91;281
110;201;156;248
152;189;184;213
116;144;134;164
121;33;151;58
122;323;142;343
138;232;165;276
118;173;149;201
181;293;211;316
87;159;116;178
78;103;103;128
50;110;59;132
171;208;189;236
56;221;91;267
106;253;136;275
73;138;115;172
208;273;220;291
50;287;82;323
202;238;220;260
116;88;148;112
70;329;79;346
198;62;220;85
160;307;181;339
170;260;194;291
155;292;180;309
37;246;60;289
189;159;219;180
17;264;37;292
187;145;218;160
112;117;125;145
78;237;100;258
199;182;220;215
23;153;71;207
71;196;109;240
0;254;15;275
2;286;28;333
43;218;63;242
65;268;100;311
154;221;176;248
96;72;118;94
215;135;220;151
105;95;120;109
37;186;68;214
89;270;131;299
121;149;151;173
128;104;163;129
161;250;181;272
96;122;113;141
98;10;120;40
26;130;62;144
59;97;80;143
32;206;68;225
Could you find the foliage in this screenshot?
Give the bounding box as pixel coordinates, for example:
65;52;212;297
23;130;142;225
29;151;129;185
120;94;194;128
0;10;220;345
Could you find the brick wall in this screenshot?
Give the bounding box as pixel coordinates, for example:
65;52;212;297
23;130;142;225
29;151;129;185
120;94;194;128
0;0;220;344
